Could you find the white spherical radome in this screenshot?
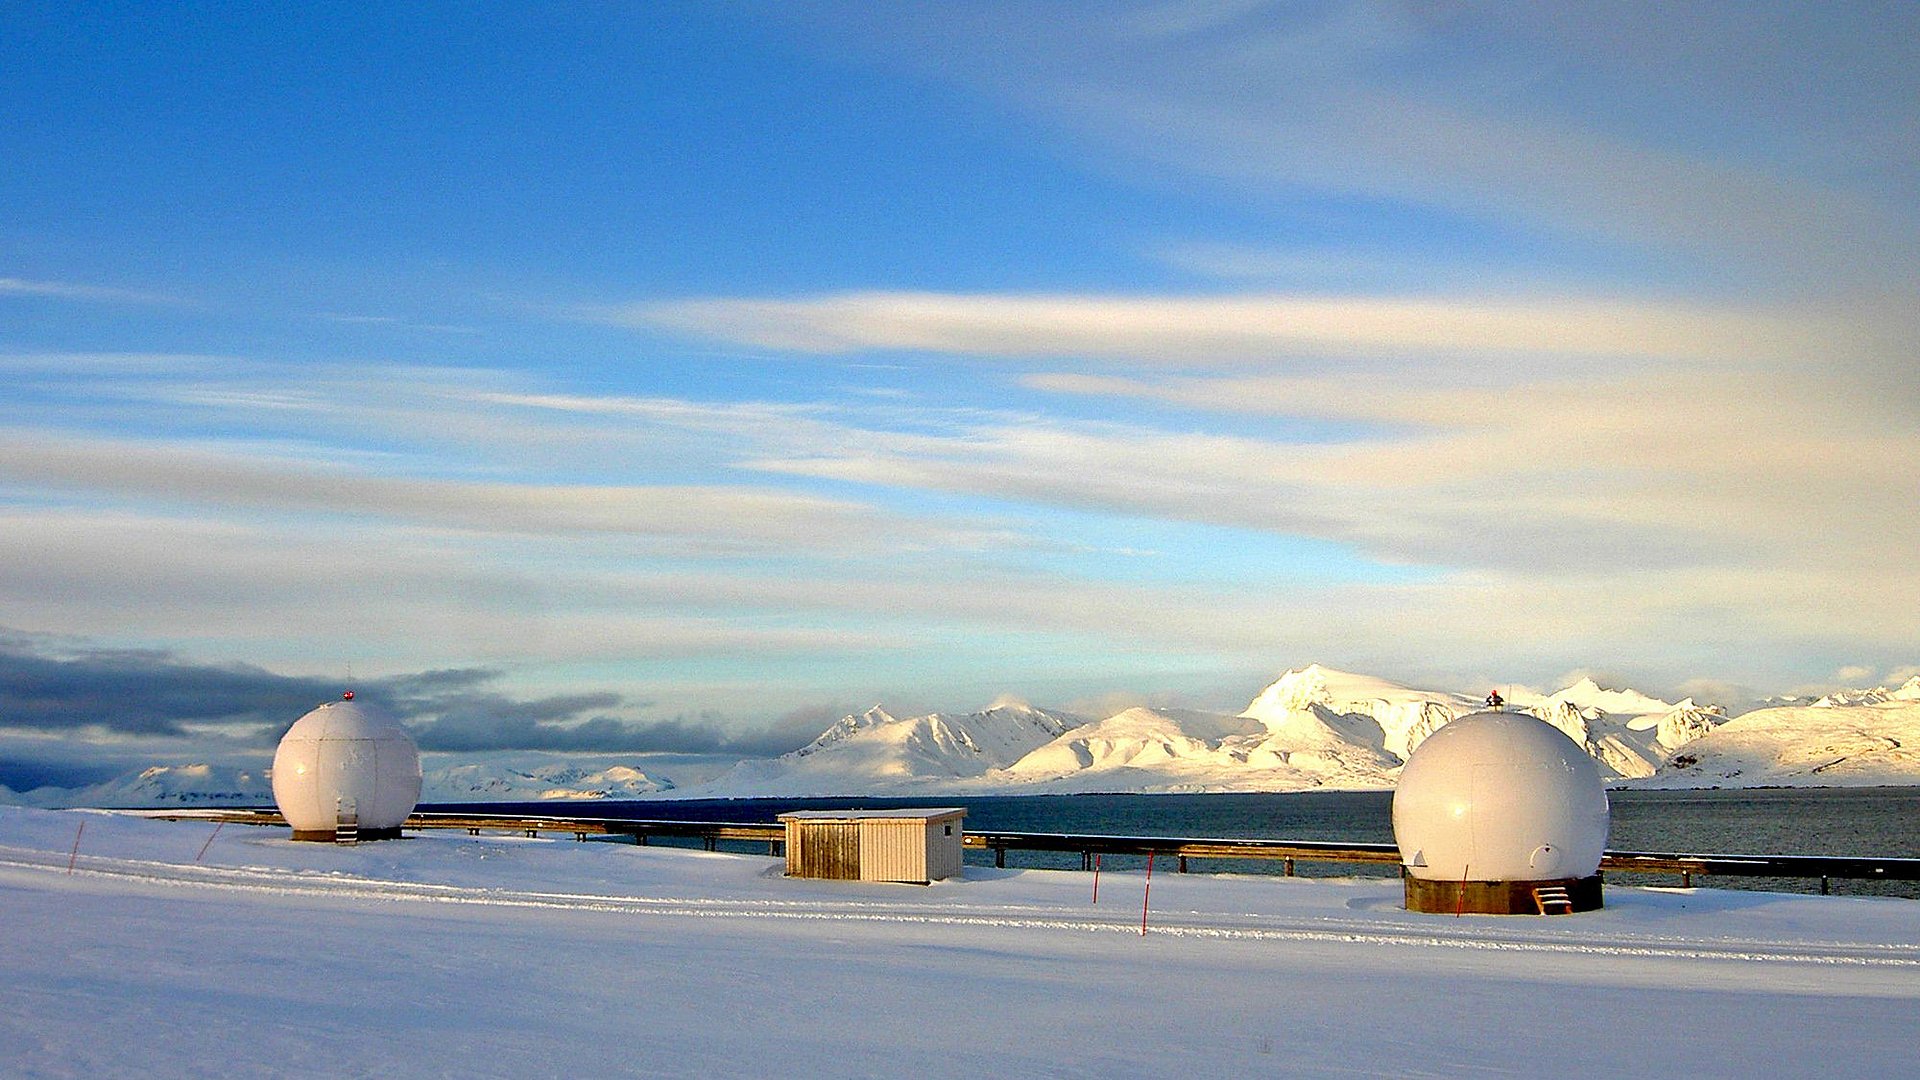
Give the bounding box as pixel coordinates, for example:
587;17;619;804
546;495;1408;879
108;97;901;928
1392;710;1609;882
271;696;422;836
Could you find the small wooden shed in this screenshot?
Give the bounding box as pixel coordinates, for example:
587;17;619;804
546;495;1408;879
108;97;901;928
779;808;966;884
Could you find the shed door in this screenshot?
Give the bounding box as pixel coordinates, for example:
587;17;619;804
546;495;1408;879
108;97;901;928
799;822;861;880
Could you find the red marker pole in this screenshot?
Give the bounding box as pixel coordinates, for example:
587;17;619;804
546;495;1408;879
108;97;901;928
1092;853;1102;904
1456;864;1469;918
67;820;86;875
195;821;225;863
1141;851;1155;936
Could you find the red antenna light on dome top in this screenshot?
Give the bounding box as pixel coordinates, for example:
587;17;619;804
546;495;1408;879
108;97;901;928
343;690;355;701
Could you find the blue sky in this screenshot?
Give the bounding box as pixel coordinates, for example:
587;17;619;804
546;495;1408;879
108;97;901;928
4;3;1918;767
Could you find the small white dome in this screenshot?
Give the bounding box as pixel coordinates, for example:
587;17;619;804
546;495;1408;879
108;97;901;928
271;696;421;836
1392;710;1608;882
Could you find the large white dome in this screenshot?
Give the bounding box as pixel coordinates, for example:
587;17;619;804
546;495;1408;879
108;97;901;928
1392;710;1608;883
271;696;421;839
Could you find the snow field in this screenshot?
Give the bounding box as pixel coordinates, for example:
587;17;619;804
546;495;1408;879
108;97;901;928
3;806;1918;1079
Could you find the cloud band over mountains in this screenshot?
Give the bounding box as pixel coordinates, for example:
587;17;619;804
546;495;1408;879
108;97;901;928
0;634;810;758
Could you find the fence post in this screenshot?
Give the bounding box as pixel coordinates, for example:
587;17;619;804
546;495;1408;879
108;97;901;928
194;821;225;863
1141;851;1155;935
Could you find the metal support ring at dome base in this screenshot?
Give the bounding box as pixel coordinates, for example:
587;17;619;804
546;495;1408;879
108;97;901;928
1404;874;1603;914
289;826;406;843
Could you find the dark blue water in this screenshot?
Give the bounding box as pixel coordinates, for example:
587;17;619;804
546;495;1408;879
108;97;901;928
421;786;1920;898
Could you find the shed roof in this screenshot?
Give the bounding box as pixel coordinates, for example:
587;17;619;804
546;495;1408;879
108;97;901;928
777;808;967;822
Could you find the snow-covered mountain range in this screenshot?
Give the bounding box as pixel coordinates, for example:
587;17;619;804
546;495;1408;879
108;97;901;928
11;668;1920;807
1643;678;1920;788
704;698;1084;798
1;756;676;809
45;763;277;808
424;759;675;801
674;665;1739;797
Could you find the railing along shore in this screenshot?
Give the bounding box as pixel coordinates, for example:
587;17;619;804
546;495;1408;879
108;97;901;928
130;807;1920;896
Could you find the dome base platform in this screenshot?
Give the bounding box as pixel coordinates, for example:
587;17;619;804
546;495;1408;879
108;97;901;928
1405;874;1602;914
290;827;406;843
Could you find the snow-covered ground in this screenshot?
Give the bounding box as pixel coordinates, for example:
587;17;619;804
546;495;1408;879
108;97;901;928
4;806;1917;1079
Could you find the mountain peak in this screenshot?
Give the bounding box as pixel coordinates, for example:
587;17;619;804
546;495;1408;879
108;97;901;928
1244;665;1339;713
1547;677;1673;716
790;705;899;758
1241;665;1457;720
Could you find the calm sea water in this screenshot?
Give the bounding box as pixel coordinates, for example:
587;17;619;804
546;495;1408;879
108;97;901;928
422;786;1920;898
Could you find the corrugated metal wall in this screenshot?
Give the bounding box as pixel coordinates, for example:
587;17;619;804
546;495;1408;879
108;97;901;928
924;818;964;881
786;820;861;880
858;819;929;883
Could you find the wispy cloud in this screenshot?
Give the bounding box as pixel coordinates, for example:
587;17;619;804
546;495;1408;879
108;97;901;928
624;290;1845;368
0;429;903;555
1157;243;1529;289
0;276;177;305
471;390;831;427
784;3;1919;288
715;360;1920;671
313;312;484;335
5;347;1913;713
740;364;1920;574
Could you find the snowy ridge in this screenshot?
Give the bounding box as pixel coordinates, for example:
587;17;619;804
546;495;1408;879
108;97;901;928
1646;699;1920;787
1240;664;1476;761
683;701;1084;797
791;705;900;757
0;764;276;809
1813;676;1920;708
3;757;676;809
1509;697;1727;780
991;707;1279;793
76;764;273;807
425;760;674;801
1525;677;1676;717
